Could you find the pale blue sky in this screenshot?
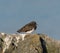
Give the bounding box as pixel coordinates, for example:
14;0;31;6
0;0;60;40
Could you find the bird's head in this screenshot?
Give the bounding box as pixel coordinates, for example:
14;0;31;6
30;21;37;25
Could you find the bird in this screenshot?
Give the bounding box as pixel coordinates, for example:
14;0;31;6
17;21;37;40
17;21;37;33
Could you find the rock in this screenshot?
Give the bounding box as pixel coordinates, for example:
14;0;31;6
0;33;60;53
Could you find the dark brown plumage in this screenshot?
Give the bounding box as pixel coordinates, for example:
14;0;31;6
17;21;37;33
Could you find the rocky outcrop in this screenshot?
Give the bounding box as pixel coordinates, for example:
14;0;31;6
0;33;60;53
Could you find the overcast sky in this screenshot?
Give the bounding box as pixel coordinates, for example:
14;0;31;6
0;0;60;40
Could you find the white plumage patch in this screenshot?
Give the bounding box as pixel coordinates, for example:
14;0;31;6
26;28;34;33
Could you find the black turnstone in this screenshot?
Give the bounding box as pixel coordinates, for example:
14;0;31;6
17;21;37;33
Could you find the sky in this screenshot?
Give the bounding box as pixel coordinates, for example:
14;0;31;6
0;0;60;40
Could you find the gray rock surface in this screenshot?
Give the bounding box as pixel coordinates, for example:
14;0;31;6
0;33;60;53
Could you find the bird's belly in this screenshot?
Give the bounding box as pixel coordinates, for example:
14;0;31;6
26;28;34;33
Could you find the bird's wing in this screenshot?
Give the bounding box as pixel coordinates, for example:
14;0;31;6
17;25;33;33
